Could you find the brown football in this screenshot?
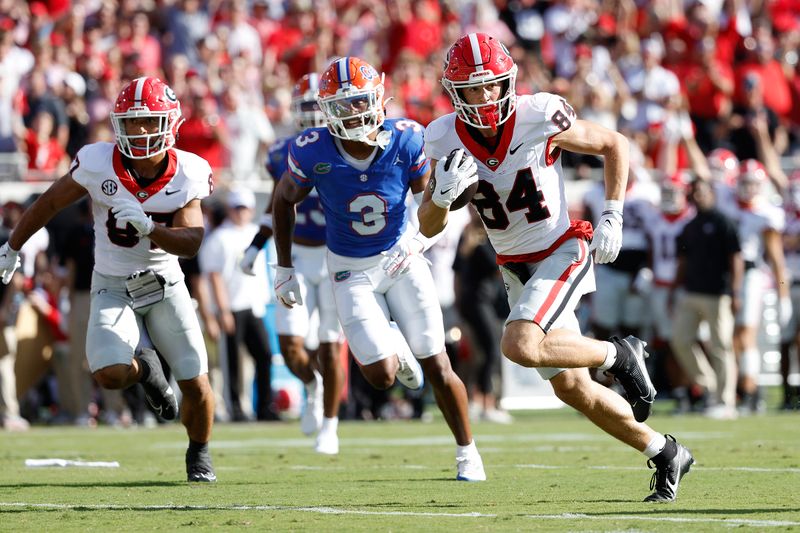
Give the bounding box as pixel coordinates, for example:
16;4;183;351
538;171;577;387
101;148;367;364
448;179;479;211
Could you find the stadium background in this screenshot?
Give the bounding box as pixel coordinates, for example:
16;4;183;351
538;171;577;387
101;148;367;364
0;0;799;425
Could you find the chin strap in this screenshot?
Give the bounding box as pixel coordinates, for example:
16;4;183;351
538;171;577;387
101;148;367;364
361;129;392;149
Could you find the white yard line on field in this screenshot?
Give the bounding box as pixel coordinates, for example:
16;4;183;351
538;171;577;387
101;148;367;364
0;502;798;527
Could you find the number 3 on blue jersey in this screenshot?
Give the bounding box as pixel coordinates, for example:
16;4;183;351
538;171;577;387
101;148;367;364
349;193;387;235
287;119;430;258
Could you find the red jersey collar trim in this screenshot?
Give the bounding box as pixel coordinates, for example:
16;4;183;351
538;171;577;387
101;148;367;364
112;147;178;202
455;112;516;172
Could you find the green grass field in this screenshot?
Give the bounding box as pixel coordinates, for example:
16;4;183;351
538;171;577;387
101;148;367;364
1;406;798;532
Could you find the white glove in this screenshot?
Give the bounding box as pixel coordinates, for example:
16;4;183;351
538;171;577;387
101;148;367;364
432;149;479;209
589;203;623;264
239;245;261;276
111;199;154;236
779;296;793;329
632;267;653;295
274;266;302;308
383;234;429;278
0;242;21;285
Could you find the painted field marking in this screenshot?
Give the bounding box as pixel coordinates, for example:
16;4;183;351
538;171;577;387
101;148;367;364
0;503;798;528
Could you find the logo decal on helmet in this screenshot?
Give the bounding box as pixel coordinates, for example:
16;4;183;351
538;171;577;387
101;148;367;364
165;86;177;102
359;65;378;80
101;180;118;196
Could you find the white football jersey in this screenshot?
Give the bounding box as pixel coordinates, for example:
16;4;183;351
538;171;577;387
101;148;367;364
721;200;784;264
647;209;693;284
70;142;213;277
425;93;576;257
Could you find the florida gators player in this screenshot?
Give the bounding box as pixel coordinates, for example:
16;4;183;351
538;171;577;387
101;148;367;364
418;33;694;502
0;77;216;482
271;57;485;481
241;74;345;455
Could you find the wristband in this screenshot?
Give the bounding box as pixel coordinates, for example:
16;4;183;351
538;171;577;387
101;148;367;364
603;199;624;214
412;232;433;253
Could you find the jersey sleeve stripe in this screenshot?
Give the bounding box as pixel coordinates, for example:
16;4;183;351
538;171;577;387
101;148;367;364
288;154;311;184
409;160;430;177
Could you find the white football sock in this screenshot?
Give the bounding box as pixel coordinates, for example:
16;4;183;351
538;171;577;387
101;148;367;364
321;416;338;434
643;433;667;459
597;341;618;371
456;439;478;458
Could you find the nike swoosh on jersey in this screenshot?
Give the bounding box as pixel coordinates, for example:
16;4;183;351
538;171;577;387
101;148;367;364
509;143;524;155
165;189;181;195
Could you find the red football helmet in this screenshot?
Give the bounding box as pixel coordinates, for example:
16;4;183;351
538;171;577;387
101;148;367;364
660;170;690;215
707;148;739;186
441;33;518;131
736;159;767;203
292;73;326;130
317;57;385;142
110;77;183;159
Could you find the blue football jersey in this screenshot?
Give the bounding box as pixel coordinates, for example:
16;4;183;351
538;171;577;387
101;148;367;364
287;119;430;257
268;135;326;242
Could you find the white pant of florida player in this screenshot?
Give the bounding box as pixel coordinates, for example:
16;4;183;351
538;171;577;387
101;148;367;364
327;249;444;365
274;244;341;348
86;270;208;381
500;237;596;380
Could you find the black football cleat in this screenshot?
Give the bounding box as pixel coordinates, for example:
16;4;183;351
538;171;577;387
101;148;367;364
186;446;217;483
644;435;694;502
137;348;178;421
606;336;656;423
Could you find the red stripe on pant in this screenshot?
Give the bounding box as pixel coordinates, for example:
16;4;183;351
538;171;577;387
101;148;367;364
532;239;587;326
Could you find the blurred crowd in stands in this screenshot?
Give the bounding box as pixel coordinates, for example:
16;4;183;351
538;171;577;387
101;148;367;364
1;0;800;430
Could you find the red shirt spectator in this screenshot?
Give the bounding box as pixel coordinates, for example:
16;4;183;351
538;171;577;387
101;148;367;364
175;95;229;170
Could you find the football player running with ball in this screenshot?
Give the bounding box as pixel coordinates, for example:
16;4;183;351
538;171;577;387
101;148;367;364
418;33;694;502
241;74;345;455
0;77;216;482
271;57;485;481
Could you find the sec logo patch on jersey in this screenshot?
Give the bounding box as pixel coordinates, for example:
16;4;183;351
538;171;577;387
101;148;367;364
102;180;118;196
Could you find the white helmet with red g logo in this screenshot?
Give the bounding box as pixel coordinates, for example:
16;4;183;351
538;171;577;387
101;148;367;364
110;77;183;159
441;33;518;131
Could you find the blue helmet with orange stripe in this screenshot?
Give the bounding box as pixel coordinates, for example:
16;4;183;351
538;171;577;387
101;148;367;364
317;57;386;143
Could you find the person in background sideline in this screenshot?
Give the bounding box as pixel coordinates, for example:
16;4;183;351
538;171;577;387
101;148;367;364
200;188;276;422
671;179;743;420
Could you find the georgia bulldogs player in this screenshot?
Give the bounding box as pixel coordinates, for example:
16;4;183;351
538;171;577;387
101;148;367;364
0;77;217;483
418;32;694;502
721;159;790;413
